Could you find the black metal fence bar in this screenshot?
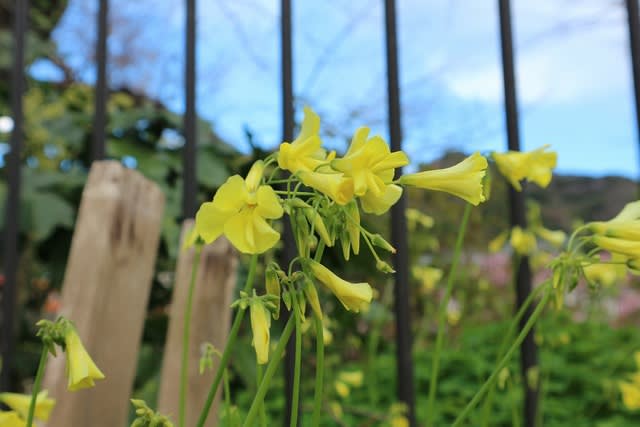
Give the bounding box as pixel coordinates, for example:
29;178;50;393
92;0;108;161
626;0;640;188
383;0;416;425
0;0;28;392
280;0;298;425
498;1;538;425
183;0;197;218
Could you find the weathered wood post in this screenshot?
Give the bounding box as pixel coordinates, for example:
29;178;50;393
158;221;238;427
42;161;165;426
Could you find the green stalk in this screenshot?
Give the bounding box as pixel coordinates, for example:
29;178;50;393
196;254;259;427
25;347;48;427
289;290;303;427
451;290;551;427
479;282;546;427
179;246;202;427
242;315;296;427
311;315;325;427
257;364;267;427
425;203;472;426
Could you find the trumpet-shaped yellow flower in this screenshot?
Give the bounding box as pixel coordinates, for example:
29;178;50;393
332;127;409;197
278;107;333;173
308;260;372;312
0;411;24;427
64;328;105;391
593;235;640;259
620;381;640;410
0;391;54;421
510;227;537;256
611;201;640;222
590;220;640;242
196;161;283;254
298;170;354;205
492;145;557;191
399;152;488;205
250;300;271;365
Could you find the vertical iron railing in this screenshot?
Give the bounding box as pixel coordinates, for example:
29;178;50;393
183;0;197;218
626;0;640;190
498;1;538;425
92;0;108;161
383;0;416;425
0;0;28;392
280;0;299;425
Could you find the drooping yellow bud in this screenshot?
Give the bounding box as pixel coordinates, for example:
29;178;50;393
304;280;323;320
0;391;54;421
64;328;105;391
399;153;488;205
593;235;640;259
345;201;361;255
590;220;640;241
249;300;271;365
307;260;372;312
534;227;566;248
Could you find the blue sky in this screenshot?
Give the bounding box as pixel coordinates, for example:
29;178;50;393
42;0;640;178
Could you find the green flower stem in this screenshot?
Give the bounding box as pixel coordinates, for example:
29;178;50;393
179;246;202;427
257;364;267;427
242;315;296;427
425;203;472;426
479;282;546;427
289;290;303;427
311;315;325;427
451;290;551;427
25;346;48;427
196;254;259;427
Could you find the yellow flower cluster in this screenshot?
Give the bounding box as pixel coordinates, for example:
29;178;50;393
191;106;491;365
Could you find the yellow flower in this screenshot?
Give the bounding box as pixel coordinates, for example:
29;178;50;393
195;161;283;254
308;260;372;312
278;106;334;173
510;227;537;256
489;231;508;253
534;227;566;248
412;265;443;294
64;328;105;391
338;371;363;387
298;170;354;205
406;208;434;229
359;184;403;215
0;411;24;427
250;300;271;365
334;381;350;398
611;201;640;222
0;391;54;421
590;220;640;241
399;152;488;205
593;235;640;259
332;127;408;197
492;145;557;191
620;381;640;410
583;263;624;287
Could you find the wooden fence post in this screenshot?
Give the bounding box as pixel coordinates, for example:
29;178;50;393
42;161;165;426
158;221;238;427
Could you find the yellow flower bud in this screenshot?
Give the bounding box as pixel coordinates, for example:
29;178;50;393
535;227;566;248
345;201;361;255
308;260;372;312
250;300;271;365
399;152;488;205
0;391;54;421
590;220;640;241
64;328;105;391
593;235;640;259
304;280;323;320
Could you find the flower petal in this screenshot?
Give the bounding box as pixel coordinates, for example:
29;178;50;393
213;175;248;212
195;202;234;244
255;186;284;219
